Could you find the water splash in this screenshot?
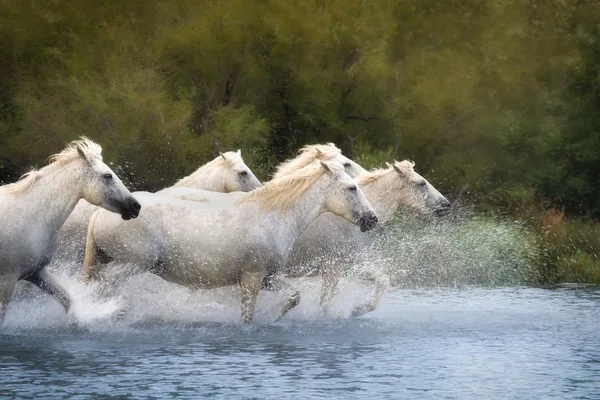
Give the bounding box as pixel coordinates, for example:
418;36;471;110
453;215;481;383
2;212;539;331
3;262;377;331
5;268;125;331
357;212;539;288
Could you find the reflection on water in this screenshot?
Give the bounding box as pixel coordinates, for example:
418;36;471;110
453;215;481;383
2;283;600;399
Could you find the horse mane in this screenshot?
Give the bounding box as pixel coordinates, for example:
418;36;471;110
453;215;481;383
356;160;416;186
174;150;242;187
1;137;103;195
272;143;341;179
237;161;344;210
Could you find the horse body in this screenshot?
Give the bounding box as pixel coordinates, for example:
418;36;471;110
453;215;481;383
56;150;260;263
90;203;284;288
0;138;140;323
82;161;378;323
155;187;246;205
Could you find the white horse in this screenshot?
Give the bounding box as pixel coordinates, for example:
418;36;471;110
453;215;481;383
56;150;261;263
0;138;140;323
81;161;378;323
279;160;451;317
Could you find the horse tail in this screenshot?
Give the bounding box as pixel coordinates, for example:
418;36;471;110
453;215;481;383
81;209;102;283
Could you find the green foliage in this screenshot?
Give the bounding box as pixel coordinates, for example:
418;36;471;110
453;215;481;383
538;22;600;218
535;210;600;284
1;0;600;282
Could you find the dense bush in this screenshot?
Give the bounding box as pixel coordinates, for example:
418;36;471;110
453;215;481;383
1;0;599;282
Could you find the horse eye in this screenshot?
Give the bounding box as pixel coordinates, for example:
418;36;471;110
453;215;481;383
418;180;426;187
343;162;351;168
348;185;357;192
103;173;113;181
239;171;248;176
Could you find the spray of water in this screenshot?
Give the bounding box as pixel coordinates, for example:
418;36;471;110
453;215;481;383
2;211;538;331
363;212;539;288
4;264;375;331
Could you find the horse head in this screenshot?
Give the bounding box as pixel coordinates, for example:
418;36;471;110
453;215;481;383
218;150;262;192
75;139;141;220
319;161;378;232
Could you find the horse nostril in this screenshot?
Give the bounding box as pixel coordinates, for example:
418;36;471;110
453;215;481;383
359;213;378;232
435;201;451;217
132;201;141;212
368;213;378;225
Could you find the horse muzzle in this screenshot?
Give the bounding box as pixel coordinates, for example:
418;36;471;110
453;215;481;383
121;198;141;220
248;179;263;190
358;212;378;232
435;201;451;217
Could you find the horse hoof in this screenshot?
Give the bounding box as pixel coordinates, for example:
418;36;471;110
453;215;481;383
112;303;130;321
350;303;375;318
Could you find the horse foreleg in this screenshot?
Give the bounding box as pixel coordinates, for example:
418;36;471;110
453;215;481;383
270;276;300;322
261;271;300;322
350;271;390;318
320;263;342;315
239;269;264;324
22;267;71;313
0;275;18;325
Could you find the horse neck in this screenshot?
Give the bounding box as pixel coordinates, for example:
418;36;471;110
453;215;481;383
21;161;86;235
177;167;225;191
361;175;407;223
259;178;329;256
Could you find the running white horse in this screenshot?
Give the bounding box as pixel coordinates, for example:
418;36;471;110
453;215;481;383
279;160;450;316
81;161;378;323
56;150;261;262
0;138;140;324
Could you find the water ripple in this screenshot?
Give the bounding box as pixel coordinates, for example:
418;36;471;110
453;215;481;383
2;286;600;399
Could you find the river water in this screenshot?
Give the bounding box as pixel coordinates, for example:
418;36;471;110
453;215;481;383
1;277;599;399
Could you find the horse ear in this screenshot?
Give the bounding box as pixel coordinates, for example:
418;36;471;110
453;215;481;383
220;152;227;161
236;149;241;156
320;161;333;175
393;164;403;175
77;146;89;163
315;148;323;156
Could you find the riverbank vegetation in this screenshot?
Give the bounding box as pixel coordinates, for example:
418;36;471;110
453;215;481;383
1;0;599;283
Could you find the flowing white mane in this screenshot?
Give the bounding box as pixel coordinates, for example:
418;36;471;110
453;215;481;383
272;143;341;179
174;151;242;187
1;137;103;195
237;161;344;210
355;160;415;186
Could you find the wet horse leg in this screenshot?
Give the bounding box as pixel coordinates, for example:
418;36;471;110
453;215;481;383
21;267;71;313
0;275;18;325
262;271;300;322
350;268;390;318
271;276;300;322
320;262;342;315
240;269;264;324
